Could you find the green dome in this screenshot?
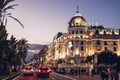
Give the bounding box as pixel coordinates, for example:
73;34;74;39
74;11;82;17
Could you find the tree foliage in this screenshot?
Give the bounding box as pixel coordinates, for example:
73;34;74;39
97;51;117;65
0;0;26;75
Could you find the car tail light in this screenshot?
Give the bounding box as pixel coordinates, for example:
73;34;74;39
38;70;41;72
47;70;49;73
31;69;34;72
23;69;26;72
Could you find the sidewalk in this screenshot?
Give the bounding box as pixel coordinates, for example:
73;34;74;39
64;73;120;80
65;74;101;80
53;71;101;80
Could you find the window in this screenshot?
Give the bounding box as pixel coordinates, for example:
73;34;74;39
104;41;107;45
71;46;74;50
96;40;100;45
76;23;79;26
113;47;117;51
81;46;84;51
80;31;83;34
104;47;107;51
72;31;74;34
96;46;101;51
113;42;116;45
76;30;79;34
95;30;99;34
71;23;74;26
81;41;84;45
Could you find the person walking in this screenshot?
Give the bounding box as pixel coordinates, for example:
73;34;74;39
91;69;95;77
114;70;119;80
78;68;81;75
104;71;109;80
74;68;77;75
110;70;114;80
100;70;106;80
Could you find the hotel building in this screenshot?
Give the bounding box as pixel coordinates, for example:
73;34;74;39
45;9;120;66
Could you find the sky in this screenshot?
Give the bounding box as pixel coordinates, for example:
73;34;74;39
6;0;120;44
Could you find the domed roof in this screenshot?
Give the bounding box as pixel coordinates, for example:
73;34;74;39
69;11;87;27
69;16;86;24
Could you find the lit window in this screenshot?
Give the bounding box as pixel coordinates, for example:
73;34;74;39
71;23;74;26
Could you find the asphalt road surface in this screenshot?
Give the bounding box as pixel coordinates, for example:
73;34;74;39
13;72;75;80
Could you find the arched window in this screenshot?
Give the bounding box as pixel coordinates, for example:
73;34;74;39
76;30;79;34
80;30;83;34
72;31;74;34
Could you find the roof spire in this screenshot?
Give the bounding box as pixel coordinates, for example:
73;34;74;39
77;5;79;13
74;5;82;16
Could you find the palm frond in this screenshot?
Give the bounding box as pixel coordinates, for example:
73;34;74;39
4;18;7;27
2;14;5;23
0;0;4;8
3;0;15;8
8;16;24;28
6;13;11;15
3;4;18;12
26;45;30;48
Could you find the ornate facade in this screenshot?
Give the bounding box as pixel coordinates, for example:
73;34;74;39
45;10;120;66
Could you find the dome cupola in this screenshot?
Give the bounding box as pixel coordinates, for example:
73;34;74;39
69;7;87;28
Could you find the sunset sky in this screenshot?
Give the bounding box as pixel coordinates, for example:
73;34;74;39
6;0;120;44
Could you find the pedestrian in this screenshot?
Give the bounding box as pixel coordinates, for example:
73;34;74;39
70;68;74;75
100;70;106;80
110;70;114;80
78;68;81;75
105;71;109;80
81;68;84;75
114;70;119;80
91;69;94;77
74;68;77;75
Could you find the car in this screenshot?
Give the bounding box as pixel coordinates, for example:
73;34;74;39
22;66;34;76
36;67;51;78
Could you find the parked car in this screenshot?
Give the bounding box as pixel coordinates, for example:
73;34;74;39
22;66;34;76
36;67;51;78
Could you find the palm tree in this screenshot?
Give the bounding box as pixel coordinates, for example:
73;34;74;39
8;35;18;72
0;0;24;28
0;0;24;75
17;38;29;66
0;23;9;75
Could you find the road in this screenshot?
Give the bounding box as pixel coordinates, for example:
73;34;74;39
13;72;120;80
13;72;75;80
